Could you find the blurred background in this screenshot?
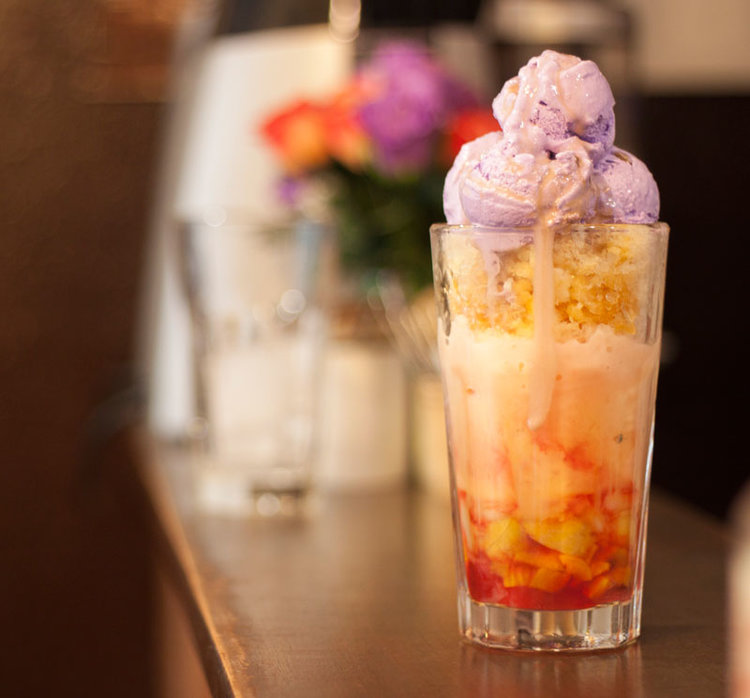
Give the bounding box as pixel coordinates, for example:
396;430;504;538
1;0;748;695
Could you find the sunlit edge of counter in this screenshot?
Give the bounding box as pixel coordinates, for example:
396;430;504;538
135;431;244;698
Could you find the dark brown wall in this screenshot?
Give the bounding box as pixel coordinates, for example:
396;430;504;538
0;2;160;695
642;94;750;521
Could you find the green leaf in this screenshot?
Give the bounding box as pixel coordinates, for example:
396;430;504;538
327;162;445;295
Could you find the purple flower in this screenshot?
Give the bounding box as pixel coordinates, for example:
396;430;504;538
357;41;477;174
276;176;305;207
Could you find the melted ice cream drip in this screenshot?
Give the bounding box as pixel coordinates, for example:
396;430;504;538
527;222;557;430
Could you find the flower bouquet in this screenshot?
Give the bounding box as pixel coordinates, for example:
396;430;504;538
260;40;497;297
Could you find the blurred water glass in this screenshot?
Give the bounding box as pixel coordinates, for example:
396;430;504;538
180;214;329;515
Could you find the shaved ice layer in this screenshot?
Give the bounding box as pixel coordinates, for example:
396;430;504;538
438;225;650;341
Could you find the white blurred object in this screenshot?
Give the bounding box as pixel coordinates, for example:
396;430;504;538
182;218;328;515
317;340;408;491
138;22;353;438
175;29;352;219
411;372;450;501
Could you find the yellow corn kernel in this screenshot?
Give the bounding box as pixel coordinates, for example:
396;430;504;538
609;565;632;587
490;557;510;580
485;518;525;559
560;554;593;581
609;546;630;567
584;574;612;600
516;547;564;572
525;518;594;558
590;560;612;577
504;563;534;588
530;568;570;593
593;544;629;567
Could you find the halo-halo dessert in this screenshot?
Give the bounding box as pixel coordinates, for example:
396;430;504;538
432;51;668;651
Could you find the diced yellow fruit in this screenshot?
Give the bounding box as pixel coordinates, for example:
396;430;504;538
525;518;594;558
503;563;534;588
491;557;511;579
593;545;628;567
590;560;611;577
610;546;630;567
516;548;564;572
613;513;632;546
485;518;526;559
530;568;570;593
584;574;612;600
583;565;632;600
609;565;632;587
560;554;593;581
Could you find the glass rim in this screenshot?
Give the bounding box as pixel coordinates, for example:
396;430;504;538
176;206;335;231
430;222;669;236
177;214;333;240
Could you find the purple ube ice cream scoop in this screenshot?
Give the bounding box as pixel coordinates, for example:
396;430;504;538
444;50;659;226
595;148;660;224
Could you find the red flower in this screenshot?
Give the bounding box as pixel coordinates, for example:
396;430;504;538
442;108;500;165
261;84;372;174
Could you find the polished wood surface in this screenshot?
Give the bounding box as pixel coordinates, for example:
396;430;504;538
138;436;728;697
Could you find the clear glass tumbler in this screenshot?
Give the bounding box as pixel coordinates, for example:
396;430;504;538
431;222;669;650
180;215;329;516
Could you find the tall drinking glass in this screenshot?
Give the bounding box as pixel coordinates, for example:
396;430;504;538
431;223;668;650
180;215;329;516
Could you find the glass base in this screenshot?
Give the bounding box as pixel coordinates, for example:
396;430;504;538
459;590;641;652
192;459;309;517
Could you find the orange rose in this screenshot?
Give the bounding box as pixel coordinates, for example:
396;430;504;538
322;87;371;170
260;100;330;174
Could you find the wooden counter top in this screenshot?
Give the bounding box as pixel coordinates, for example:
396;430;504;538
136;434;728;697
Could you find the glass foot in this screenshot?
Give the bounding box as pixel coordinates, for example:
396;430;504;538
192;459;309;517
458;590;641;652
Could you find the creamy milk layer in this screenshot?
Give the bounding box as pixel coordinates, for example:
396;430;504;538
439;316;660;608
440;318;659;521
